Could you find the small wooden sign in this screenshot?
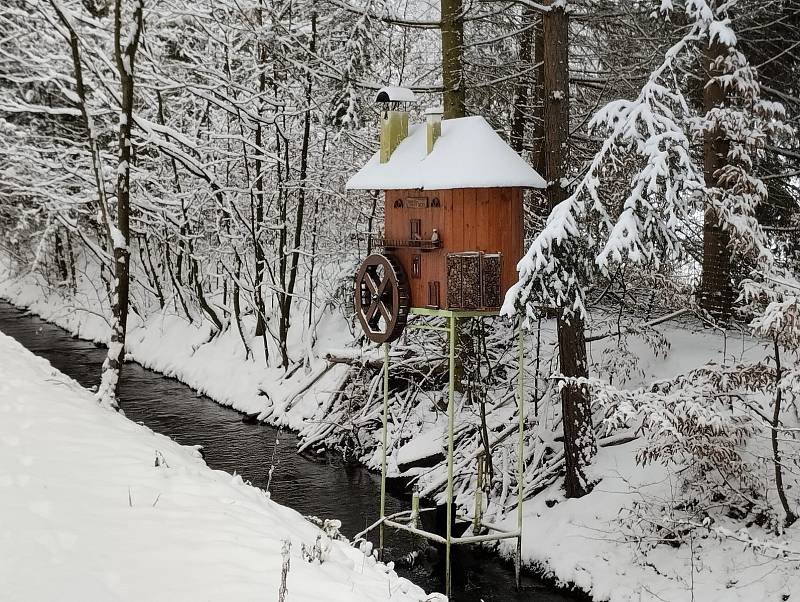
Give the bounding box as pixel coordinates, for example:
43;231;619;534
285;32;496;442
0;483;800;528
406;197;428;209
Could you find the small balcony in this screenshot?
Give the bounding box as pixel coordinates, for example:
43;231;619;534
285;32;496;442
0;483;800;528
370;235;442;250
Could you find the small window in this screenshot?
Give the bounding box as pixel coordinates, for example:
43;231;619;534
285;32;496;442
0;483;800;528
427;281;440;308
394;198;403;209
411;255;421;279
430;197;441;208
410;219;422;241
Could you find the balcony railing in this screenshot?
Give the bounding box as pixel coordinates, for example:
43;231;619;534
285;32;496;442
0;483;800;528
371;235;442;250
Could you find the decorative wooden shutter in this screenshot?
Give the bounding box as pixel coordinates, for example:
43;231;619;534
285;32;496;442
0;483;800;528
481;254;501;308
446;254;462;308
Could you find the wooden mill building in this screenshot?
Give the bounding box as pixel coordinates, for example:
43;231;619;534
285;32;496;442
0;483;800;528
347;97;545;314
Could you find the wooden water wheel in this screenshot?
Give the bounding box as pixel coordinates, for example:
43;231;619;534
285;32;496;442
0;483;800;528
354;253;410;344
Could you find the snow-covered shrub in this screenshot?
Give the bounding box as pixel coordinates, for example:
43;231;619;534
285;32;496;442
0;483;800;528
592;315;672;386
301;533;332;564
299;519;342;565
743;273;800;526
278;539;291;602
597;367;777;522
595;312;800;548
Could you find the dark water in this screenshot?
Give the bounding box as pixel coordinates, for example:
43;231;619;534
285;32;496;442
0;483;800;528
0;300;580;601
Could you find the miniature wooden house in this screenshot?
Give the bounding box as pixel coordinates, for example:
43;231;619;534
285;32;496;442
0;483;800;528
348;90;545;323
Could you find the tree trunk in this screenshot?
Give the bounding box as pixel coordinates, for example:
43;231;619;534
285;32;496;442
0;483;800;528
700;40;733;320
65;231;77;293
142;235;165;309
233;254;253;360
54;229;69;284
772;338;797;526
542;0;596;498
530;14;547;217
510;8;535;154
532;14;545;178
276;119;290;367
542;3;569;214
557;313;596;497
97;0;143;408
307;131;327;328
252;0;269;350
164;229;192;322
439;0;468;387
279;10;317;369
441;0;466;119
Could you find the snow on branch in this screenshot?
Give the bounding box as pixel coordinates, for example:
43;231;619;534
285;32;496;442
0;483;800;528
503;23;704;322
504;0;789;325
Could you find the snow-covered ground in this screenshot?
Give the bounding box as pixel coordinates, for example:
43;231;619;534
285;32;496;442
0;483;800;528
3;260;799;602
496;439;800;601
0;330;427;602
488;322;800;601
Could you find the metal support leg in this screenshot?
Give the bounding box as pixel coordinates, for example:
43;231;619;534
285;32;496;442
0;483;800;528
473;454;484;534
379;342;390;557
445;313;457;599
515;322;525;589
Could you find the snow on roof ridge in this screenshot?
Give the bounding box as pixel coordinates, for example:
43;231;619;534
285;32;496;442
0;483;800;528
346;115;546;191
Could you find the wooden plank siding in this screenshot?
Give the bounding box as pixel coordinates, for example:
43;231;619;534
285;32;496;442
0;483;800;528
383;187;524;310
462;188;476;251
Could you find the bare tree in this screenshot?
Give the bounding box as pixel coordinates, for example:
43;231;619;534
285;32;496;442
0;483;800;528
97;0;143;408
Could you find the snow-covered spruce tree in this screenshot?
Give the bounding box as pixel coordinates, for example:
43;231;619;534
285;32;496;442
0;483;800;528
697;30;792;320
504;0;790;497
616;1;799;531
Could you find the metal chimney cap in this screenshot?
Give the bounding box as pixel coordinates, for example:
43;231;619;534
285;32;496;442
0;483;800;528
375;86;417;103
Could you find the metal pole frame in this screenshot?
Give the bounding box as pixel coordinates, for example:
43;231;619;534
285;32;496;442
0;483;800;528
375;309;525;599
445;312;457;597
379;341;390;557
515;319;525;589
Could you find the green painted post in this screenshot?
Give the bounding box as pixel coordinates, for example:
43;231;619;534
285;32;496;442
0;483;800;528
515;322;525;588
446;314;457;598
379;342;390;556
473;454;484;534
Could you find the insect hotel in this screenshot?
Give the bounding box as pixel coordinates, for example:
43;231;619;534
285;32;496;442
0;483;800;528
346;86;545;598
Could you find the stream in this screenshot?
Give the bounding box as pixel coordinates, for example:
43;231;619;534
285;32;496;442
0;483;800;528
0;300;581;601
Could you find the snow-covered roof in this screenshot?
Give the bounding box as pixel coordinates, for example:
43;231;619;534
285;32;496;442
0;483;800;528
375;86;417;103
346;116;546;191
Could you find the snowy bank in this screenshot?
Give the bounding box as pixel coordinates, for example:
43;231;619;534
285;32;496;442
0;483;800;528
495;437;800;601
0;331;427;602
0;261;354;435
